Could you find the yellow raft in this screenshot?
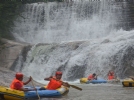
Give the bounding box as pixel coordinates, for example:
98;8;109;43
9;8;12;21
0;86;24;100
0;85;69;100
80;78;88;84
80;78;107;84
122;78;134;87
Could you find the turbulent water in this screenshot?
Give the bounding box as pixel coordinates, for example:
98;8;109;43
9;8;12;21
12;0;134;43
28;84;134;100
11;0;134;83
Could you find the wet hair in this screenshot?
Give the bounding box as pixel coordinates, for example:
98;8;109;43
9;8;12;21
93;73;96;76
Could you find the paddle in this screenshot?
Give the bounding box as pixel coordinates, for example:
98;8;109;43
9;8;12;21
88;74;99;81
69;84;82;91
52;78;82;91
31;76;40;100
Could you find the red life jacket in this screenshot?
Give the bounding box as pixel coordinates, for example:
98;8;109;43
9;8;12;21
108;73;115;80
47;78;62;90
88;74;94;80
10;78;24;90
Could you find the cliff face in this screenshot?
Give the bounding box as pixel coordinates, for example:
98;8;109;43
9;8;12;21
0;37;134;85
0;39;31;69
0;39;43;86
0;67;43;87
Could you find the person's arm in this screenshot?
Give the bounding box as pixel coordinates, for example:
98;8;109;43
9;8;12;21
94;75;97;80
44;76;53;81
62;82;70;87
23;76;32;85
14;82;36;91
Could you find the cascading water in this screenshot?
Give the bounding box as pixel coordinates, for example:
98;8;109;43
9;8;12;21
12;0;122;43
12;0;134;83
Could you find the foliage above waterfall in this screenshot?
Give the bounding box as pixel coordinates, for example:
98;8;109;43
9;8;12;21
19;0;64;3
0;1;21;39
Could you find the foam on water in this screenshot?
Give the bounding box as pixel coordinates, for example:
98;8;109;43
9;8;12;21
11;1;134;83
12;0;129;44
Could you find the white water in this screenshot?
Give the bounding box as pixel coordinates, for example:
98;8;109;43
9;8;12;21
12;1;134;83
12;0;123;44
20;29;134;83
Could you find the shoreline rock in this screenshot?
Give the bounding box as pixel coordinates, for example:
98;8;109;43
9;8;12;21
0;38;31;69
0;67;43;87
0;39;43;86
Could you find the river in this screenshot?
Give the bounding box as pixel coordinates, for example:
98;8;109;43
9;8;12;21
31;83;134;100
10;0;134;100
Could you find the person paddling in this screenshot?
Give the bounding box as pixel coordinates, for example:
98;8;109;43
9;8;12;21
42;71;69;90
107;70;115;80
10;72;36;91
88;73;97;80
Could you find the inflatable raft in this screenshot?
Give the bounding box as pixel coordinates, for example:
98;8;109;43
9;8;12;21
0;86;69;100
80;78;107;84
122;78;134;87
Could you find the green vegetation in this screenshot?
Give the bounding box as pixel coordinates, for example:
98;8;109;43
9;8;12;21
20;0;63;3
0;1;22;40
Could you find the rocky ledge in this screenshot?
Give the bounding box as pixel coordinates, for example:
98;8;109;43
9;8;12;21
0;39;43;87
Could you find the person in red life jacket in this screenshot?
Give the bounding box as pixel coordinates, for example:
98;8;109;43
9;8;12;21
88;73;97;80
10;72;36;91
107;70;115;80
42;71;69;90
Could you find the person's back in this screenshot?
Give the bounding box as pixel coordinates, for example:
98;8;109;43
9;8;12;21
10;72;36;91
88;73;97;80
43;71;69;90
47;78;62;90
44;71;63;90
10;78;24;90
108;71;115;80
88;74;93;80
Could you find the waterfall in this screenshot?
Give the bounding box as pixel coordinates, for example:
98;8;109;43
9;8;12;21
12;0;129;44
11;0;134;83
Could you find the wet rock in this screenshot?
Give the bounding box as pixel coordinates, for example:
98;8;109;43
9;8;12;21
112;45;134;78
0;38;31;69
0;67;43;87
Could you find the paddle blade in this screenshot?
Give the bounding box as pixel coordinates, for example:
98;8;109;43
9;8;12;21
70;85;82;91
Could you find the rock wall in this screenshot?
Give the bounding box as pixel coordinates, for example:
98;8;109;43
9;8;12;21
0;67;43;87
0;39;43;86
0;39;31;69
